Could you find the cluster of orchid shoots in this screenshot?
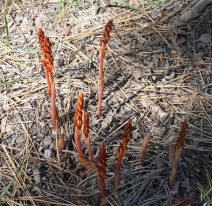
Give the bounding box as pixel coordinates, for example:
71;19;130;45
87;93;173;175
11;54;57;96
37;21;188;204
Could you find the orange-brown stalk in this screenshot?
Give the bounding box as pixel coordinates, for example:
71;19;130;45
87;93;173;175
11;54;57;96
169;120;188;188
169;143;175;166
97;142;107;199
57;126;65;152
97;20;113;118
74;93;96;170
83;111;94;162
140;134;150;162
114;120;131;189
37;28;58;134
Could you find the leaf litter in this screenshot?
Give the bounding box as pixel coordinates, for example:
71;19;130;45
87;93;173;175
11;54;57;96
0;0;212;205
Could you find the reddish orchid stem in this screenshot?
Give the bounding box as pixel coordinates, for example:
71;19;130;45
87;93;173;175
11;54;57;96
169;143;175;166
43;65;51;97
37;28;58;133
50;80;57;134
97;20;113;118
114;164;120;189
87;137;93;162
97;43;106;119
97;142;107;197
97;174;106;197
75;129;84;157
115;120;131;189
169;121;188;188
58;126;64;152
83;111;94;162
140;134;150;162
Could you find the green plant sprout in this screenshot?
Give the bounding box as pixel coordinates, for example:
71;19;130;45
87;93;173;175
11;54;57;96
0;41;24;70
0;151;28;200
202;185;212;205
197;170;212;206
155;0;165;4
58;0;65;17
0;80;19;86
113;0;140;10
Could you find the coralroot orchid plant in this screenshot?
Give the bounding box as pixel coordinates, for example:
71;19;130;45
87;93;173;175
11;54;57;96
114;120;132;189
83;111;94;163
140;134;150;162
97;20;113;118
37;28;59;134
97;142;107;205
74;92;96;170
74;91;84;157
169;120;188;188
57;126;64;153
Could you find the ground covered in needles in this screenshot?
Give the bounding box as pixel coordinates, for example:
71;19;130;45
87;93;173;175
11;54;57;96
0;0;212;205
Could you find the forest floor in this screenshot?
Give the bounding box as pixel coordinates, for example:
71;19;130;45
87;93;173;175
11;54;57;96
0;0;212;205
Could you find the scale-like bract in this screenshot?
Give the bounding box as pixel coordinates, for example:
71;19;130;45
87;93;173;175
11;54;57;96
117;120;132;168
74;92;83;132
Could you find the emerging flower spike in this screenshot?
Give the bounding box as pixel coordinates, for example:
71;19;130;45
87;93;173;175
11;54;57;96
169;120;188;188
140;134;150;162
74;97;96;171
97;20;113;118
83;111;89;140
83;111;94;162
175;120;188;151
114;120;131;189
102;20;113;46
57;126;64;153
74;92;84;157
37;28;58;134
97;142;107;197
116;120;132;168
38;28;53;96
